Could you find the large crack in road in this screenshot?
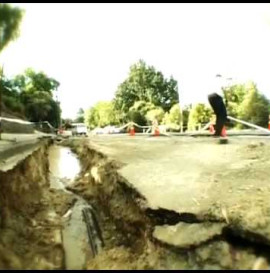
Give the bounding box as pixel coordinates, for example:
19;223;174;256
62;137;270;269
1;136;270;269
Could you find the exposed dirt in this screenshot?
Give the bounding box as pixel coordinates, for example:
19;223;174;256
0;141;76;269
64;140;159;269
63;138;270;270
1;137;270;270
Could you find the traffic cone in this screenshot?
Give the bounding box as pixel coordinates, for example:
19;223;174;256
154;127;160;136
221;126;227;137
129;126;135;136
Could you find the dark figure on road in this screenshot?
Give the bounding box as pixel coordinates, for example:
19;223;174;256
208;75;227;137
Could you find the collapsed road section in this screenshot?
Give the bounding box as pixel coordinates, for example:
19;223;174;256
1;135;270;269
63;136;270;269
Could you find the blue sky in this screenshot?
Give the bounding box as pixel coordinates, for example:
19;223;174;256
1;3;270;119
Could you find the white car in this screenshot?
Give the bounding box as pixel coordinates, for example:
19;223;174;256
103;126;121;134
71;123;88;136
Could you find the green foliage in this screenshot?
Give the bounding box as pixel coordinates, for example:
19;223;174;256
114;60;179;113
0;3;24;52
62;118;73;129
168;104;181;124
75;108;85;123
238;82;270;127
1;68;61;127
162;103;182;131
188;103;212;130
85;107;98;129
47;100;61;128
127;100;156;126
182;104;191;130
24;91;52;122
224;81;270;128
129;100;156;115
16;68;59;95
85;101;118;129
223;84;246;118
2;95;24;114
146;107;165;123
128;110;147;126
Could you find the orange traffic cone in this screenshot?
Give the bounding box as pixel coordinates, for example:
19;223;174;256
154;128;160;136
129;126;135;136
221;126;227;137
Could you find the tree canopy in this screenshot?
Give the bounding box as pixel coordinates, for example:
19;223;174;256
85;101;118;129
75;108;85;123
237;82;269;127
187;103;212;131
1;69;61;127
114;60;179;114
224;81;270;128
0;3;24;53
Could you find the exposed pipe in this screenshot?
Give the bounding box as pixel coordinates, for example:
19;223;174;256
82;206;104;257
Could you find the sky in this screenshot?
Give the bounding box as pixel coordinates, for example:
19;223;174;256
1;3;270;119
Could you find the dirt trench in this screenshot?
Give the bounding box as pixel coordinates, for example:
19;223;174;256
0;138;270;269
0;140;76;269
63;139;270;270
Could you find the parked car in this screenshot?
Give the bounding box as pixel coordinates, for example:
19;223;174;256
103;125;121;134
71;123;88;136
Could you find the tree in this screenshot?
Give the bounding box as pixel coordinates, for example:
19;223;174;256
128;111;147;127
0;4;24;129
47;100;61;128
238;82;270;127
168;104;182;124
223;84;246;118
0;3;24;53
146;107;165;123
162;104;182;131
85;101;118;129
62;118;73;129
24;91;52;122
1;69;62;127
182;104;192;131
17;68;59;96
127;100;156;126
85;107;98;129
75;108;85;123
187;103;212;131
17;69;61;126
114;60;179;113
1;73;25;118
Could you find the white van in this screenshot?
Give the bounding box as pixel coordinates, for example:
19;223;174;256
71;123;88;136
